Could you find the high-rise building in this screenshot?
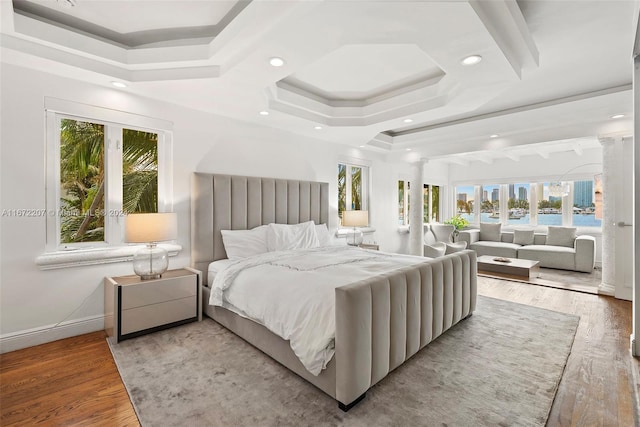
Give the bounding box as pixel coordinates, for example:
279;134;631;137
509;184;515;200
491;188;499;202
574;180;593;208
518;186;527;201
483;190;488;201
457;193;467;202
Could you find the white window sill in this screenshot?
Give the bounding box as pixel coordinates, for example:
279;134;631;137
335;227;376;237
35;243;182;270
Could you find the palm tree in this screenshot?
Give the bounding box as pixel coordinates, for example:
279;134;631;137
60;119;105;243
122;129;158;214
59;121;158;243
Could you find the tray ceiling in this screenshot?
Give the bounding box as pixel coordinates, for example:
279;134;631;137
0;0;635;164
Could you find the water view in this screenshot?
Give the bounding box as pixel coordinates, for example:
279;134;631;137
459;213;602;227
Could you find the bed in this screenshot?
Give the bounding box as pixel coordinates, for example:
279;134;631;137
191;172;477;411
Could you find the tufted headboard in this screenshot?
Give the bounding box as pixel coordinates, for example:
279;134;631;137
191;173;329;283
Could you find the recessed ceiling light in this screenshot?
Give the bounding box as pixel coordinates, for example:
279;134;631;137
406;148;412;151
403;118;413;123
461;55;482;66
490;134;499;138
610;114;624;119
111;81;127;88
359;145;365;148
269;57;285;67
259;111;269;116
314;126;322;130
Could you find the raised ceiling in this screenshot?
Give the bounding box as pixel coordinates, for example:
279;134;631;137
1;0;636;165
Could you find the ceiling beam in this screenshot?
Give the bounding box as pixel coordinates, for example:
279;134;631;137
504;152;520;162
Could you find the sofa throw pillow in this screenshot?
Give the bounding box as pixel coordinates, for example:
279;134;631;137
479;223;502;242
546;226;576;248
513;229;535;246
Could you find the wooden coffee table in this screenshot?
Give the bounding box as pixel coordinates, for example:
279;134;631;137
476;255;540;280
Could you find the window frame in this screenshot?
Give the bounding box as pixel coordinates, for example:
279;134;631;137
454;176;601;229
338;160;370;224
398;180;440;225
44;98;173;253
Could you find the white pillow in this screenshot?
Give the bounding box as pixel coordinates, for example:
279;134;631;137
220;225;269;259
267;221;320;251
480;223;502;242
513;229;535;246
315;223;333;247
546;226;576;248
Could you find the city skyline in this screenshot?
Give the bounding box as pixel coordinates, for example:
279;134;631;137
456;181;596;206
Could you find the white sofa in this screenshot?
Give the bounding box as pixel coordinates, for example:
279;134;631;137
458;224;596;273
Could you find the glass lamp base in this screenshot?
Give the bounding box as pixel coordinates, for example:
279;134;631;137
347;229;364;246
133;243;168;280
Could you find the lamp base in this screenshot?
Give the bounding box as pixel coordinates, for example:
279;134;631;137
348;229;364;246
133;243;168;280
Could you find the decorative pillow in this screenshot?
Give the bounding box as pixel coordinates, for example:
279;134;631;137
546;226;576;248
513;229;535;246
479;223;502;242
267;221;320;251
315;223;333;247
221;225;269;259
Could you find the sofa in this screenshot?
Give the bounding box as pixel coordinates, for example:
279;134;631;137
458;224;596;273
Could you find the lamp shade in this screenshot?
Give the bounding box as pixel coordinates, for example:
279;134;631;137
125;213;177;243
342;210;369;227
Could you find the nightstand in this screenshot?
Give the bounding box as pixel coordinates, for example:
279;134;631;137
359;243;380;250
104;267;202;343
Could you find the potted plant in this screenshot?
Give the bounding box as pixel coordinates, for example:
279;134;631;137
444;215;469;241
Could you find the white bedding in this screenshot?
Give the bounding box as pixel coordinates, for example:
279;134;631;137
209;246;427;375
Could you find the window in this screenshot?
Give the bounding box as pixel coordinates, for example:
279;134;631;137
455;179;601;228
506;183;530;225
572;180;601;227
45;99;172;251
537;182;563;226
338;162;368;223
398;181;439;225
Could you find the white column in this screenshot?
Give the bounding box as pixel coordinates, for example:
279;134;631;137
599;137;616;295
474;185;482;224
529;181;538;226
409;160;425;256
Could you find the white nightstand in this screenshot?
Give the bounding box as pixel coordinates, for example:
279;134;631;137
104;267;202;343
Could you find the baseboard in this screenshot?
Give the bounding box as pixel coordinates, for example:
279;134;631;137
597;282;616;296
0;315;105;354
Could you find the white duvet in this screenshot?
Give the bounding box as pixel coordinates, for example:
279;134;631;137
210;246;426;375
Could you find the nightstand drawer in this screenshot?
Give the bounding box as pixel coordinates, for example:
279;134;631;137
121;296;197;335
121;275;196;309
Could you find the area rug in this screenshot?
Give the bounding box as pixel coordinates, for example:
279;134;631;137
108;296;579;427
479;266;602;294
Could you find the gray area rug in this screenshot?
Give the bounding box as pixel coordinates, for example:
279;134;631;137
108;296;579;426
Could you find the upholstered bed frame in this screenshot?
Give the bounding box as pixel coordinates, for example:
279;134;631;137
191;172;477;410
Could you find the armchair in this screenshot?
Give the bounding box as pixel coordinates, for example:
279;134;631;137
424;224;467;257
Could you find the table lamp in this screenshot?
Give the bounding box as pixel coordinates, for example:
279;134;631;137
342;210;368;245
125;212;177;279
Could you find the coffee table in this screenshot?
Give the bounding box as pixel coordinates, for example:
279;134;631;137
476;255;540;280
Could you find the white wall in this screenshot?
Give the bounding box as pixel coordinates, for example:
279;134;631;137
447;148;604;265
0;63;415;351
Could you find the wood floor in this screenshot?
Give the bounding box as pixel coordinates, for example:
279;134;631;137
1;279;637;426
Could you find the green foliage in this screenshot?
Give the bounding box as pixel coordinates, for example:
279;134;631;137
538;199;562;209
338;164;362;220
445;215;469;231
508;198;530;209
456;199;472;214
59;121;158;244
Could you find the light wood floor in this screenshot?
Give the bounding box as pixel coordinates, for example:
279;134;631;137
1;279;637;426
